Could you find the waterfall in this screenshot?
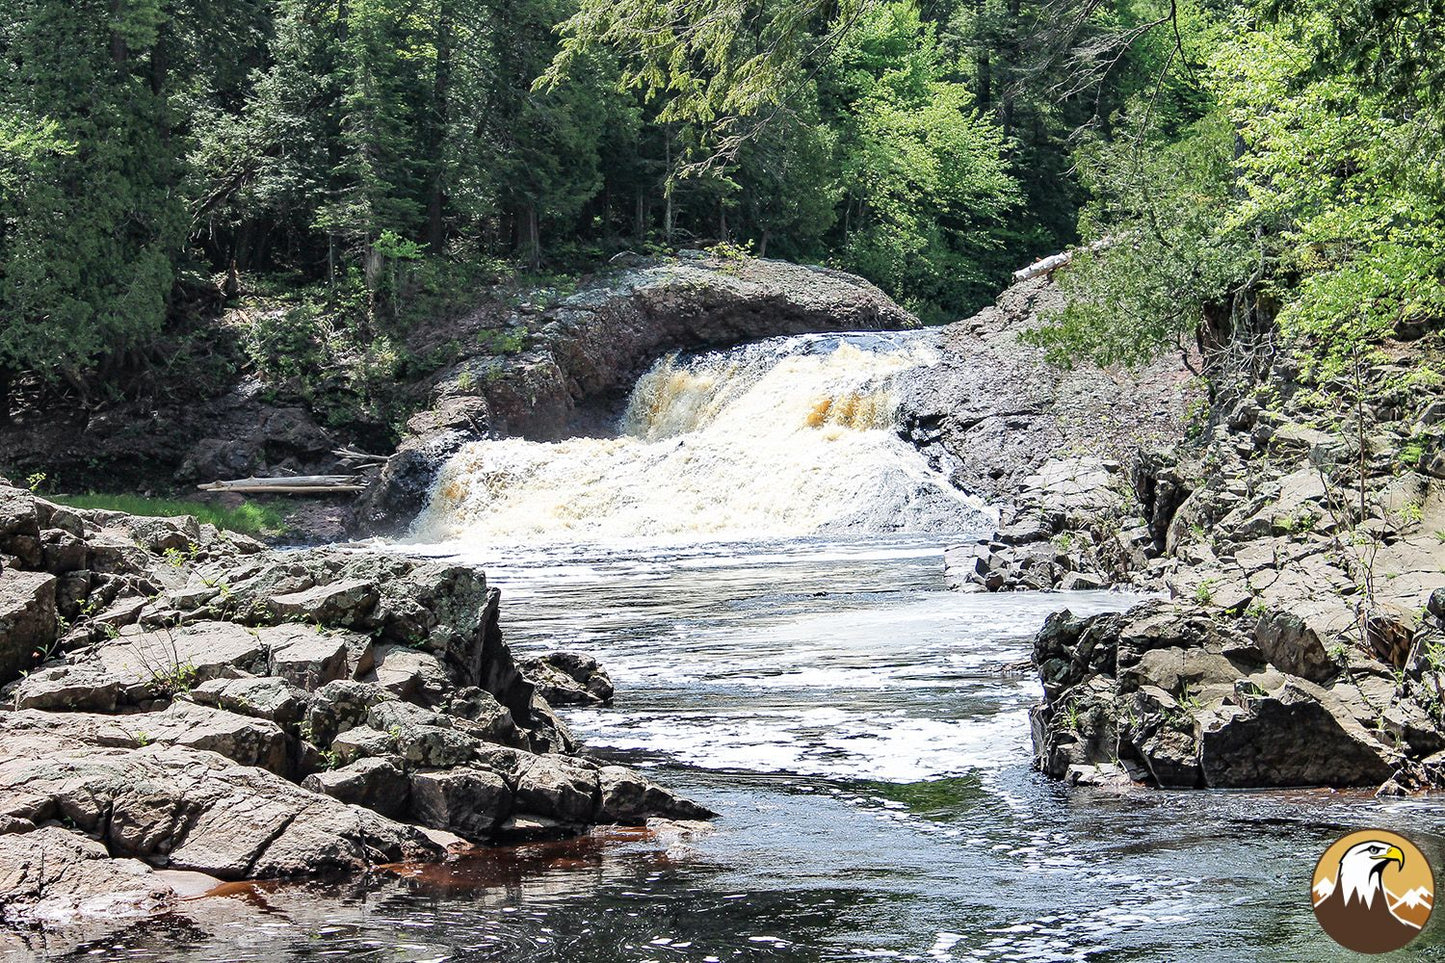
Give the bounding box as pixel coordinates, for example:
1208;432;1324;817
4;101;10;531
410;332;988;544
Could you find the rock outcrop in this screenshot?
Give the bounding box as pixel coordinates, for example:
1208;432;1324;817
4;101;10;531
353;253;918;534
1028;601;1415;789
943;455;1154;592
901;278;1196;517
911;278;1196;593
0;478;710;931
1010;274;1445;794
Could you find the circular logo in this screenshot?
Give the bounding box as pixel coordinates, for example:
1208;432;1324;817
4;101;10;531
1312;829;1434;954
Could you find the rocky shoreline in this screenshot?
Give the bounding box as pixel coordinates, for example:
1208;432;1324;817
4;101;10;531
0;477;708;934
930;275;1445;795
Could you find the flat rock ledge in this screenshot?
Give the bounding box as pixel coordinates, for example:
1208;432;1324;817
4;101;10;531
0;478;709;932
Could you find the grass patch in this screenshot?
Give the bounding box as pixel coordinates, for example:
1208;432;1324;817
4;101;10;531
49;493;288;537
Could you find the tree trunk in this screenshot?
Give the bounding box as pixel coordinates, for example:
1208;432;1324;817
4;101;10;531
757;228;770;258
0;367;12;427
518;203;540;269
634;188;646;239
109;0;128;63
664;129;675;241
427;0;452;252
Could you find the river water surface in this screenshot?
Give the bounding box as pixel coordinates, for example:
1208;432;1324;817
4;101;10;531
68;534;1445;962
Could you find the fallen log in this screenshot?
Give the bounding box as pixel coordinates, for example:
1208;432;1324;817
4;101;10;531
197;475;366;494
1012;237;1114;283
331;448;389;467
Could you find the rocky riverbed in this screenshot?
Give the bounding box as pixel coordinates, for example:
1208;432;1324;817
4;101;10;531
0;478;708;933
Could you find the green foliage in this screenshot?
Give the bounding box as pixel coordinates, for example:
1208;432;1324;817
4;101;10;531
49;494;288;537
7;0;1435;418
476;327;529;355
1026;0;1445;375
1027;109;1256;368
149;660;199;697
0;0;185;401
824;3;1018;320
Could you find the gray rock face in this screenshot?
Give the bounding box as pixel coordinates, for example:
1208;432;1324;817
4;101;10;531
306;680;398;748
0;570;57;682
267;627;357;690
1252;607;1340;684
515;755;601;824
0;729;442;879
352;255;918;535
303;757;410;819
409;765;512;839
183;676;313;726
941;457;1138;593
900;278;1195;516
0;826;176;928
597;765;717;823
11;663;121;712
520;652;614;706
1030;601;1411;789
1196;680;1396;787
267;579;379;628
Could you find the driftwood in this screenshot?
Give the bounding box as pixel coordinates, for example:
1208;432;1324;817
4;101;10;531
332;448;389;468
1012;237;1115;283
197;475;365;494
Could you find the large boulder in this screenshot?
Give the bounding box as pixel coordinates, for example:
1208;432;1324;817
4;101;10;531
1029;600;1412;790
596;765;717;823
182;676;313;726
408;765;513;840
0;570;57;684
519;651;614;706
303;757;411;819
0;826;176;928
3;705;290;776
1196;679;1398;787
514;755;601;824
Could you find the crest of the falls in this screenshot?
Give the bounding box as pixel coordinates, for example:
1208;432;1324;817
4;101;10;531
410;332;989;543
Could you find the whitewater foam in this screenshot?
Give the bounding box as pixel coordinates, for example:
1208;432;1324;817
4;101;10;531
410;332;985;544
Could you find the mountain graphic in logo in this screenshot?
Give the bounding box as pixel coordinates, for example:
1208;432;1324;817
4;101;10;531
1312;830;1434;953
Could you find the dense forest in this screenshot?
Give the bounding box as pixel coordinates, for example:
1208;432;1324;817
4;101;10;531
0;0;1441;424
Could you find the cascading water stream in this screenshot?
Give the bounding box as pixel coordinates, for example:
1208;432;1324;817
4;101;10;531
410;331;989;544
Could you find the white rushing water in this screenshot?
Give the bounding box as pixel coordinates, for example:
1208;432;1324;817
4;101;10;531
410;332;989;544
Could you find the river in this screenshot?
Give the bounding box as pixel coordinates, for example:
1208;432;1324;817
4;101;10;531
72;534;1445;961
47;330;1445;961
